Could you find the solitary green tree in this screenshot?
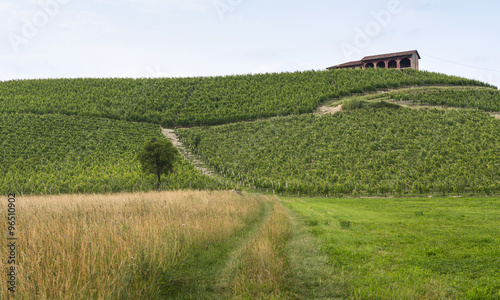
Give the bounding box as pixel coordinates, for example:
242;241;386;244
137;137;179;190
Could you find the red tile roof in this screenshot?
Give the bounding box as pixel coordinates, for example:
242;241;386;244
362;50;420;61
327;60;363;69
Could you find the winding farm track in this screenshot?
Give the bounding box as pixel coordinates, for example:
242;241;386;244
315;104;343;115
317;85;500;118
161;128;215;177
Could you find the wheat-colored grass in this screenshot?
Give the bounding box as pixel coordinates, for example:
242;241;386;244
0;190;261;299
228;199;292;299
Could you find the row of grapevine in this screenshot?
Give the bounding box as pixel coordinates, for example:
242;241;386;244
0;69;493;127
0;113;230;195
389;88;500;112
178;109;500;196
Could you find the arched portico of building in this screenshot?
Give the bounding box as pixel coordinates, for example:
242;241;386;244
400;58;411;68
329;50;420;71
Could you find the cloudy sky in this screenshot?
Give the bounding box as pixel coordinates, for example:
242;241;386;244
1;0;499;88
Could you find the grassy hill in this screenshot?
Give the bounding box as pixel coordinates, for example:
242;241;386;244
0;69;492;127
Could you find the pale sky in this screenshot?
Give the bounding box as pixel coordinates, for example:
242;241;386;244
1;0;499;88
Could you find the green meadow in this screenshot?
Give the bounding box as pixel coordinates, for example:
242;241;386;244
282;196;500;299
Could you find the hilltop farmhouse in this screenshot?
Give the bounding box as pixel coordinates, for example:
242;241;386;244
327;50;420;70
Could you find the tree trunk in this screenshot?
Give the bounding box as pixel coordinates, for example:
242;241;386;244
157;171;161;190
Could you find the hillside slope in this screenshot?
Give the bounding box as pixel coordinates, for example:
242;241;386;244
0;69;492;127
0;113;223;195
178;108;500;196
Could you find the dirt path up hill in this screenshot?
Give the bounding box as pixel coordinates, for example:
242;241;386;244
161;128;214;178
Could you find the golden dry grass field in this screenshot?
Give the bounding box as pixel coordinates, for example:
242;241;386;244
0;191;295;299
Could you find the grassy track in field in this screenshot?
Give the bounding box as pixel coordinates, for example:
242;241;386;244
161;198;275;299
282;196;500;299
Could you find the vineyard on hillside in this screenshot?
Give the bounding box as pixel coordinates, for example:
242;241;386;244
178;109;500;196
0;113;224;195
0;69;492;126
389;88;500;112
